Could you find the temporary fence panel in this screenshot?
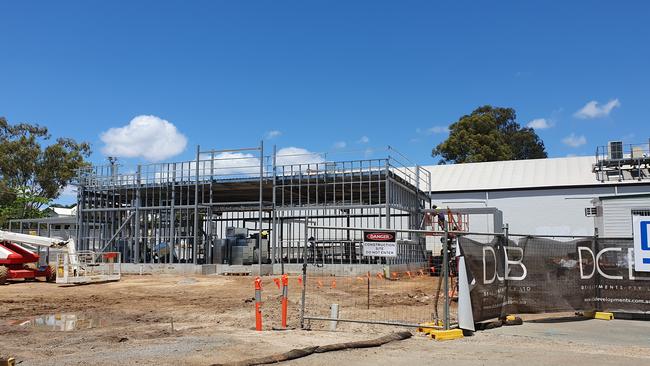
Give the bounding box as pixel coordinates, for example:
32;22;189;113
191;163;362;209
300;225;456;329
457;233;650;329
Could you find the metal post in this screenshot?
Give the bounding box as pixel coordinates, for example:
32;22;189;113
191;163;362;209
194;145;200;264
170;169;176;264
384;159;391;229
502;223;510;320
300;218;308;329
134;165;141;264
414;165;422;234
443;220;449;330
75;185;83;251
594;227;601;311
259;140;264;273
272;145;278;269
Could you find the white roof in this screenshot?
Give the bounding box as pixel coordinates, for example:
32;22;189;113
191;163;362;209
50;206;77;216
421;156;600;192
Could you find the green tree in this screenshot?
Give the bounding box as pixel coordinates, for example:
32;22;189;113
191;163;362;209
432;105;547;164
0;117;90;226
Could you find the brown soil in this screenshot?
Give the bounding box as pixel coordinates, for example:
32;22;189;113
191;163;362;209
2;274;649;366
0;274;444;365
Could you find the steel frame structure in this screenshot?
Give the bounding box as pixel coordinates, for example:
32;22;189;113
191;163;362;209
74;143;431;265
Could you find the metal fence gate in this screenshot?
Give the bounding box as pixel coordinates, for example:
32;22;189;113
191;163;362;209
299;224;457;330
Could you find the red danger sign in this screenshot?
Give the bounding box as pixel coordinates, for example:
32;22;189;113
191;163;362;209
363;231;396;242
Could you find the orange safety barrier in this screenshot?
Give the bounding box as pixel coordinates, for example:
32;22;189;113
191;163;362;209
273;278;281;289
281;274;289;329
376;272;384;279
254;276;263;331
330;279;337;289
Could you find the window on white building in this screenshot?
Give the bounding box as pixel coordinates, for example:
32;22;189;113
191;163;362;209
585;207;598;217
631;209;650;217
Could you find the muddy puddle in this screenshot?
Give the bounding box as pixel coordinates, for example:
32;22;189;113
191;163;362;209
8;313;107;331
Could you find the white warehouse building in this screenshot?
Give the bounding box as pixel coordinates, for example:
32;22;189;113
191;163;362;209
421;156;650;237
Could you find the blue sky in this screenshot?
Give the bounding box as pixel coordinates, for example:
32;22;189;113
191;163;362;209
1;0;648;171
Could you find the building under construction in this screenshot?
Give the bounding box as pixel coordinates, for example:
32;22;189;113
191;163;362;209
74;143;432;269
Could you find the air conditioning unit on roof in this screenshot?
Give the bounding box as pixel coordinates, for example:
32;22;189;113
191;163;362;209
607;141;623;160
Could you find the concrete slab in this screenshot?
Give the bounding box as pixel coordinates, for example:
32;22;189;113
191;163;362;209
118;262;430;276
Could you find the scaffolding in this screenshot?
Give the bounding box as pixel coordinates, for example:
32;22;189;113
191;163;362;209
594;140;650;182
74;143;432;266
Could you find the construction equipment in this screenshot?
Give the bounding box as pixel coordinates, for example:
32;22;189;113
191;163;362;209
0;230;120;285
211;227;269;265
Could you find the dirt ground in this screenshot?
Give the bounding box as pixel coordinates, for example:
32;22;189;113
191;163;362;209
1;274;650;366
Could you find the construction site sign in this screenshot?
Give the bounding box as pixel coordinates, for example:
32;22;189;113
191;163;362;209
633;215;650;272
362;231;397;257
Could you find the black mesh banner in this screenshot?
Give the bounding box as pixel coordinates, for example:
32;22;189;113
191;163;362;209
459;236;650;323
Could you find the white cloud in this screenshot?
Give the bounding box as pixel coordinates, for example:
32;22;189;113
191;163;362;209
527;118;551;130
276;147;325;166
357;136;369;144
562;133;587;148
58;185;77;198
574;99;620;119
427;126;448;134
100;115;187;162
155;147;324;180
333;141;347;149
53;185;78;205
415;126;448;135
209;152;261;176
266;130;282;139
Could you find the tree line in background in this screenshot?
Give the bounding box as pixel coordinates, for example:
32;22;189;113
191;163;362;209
432;105;547;164
0;117;90;228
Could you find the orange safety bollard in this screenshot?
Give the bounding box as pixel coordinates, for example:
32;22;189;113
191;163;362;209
254;276;263;331
331;278;337;289
273;278;281;289
281;274;289;329
297;275;303;286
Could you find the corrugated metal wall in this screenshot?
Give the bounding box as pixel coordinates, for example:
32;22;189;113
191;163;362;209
599;196;650;237
429;186;609;236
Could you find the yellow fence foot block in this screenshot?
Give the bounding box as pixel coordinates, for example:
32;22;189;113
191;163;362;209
417;321;442;335
583;311;614;320
593;312;614;320
429;329;464;341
